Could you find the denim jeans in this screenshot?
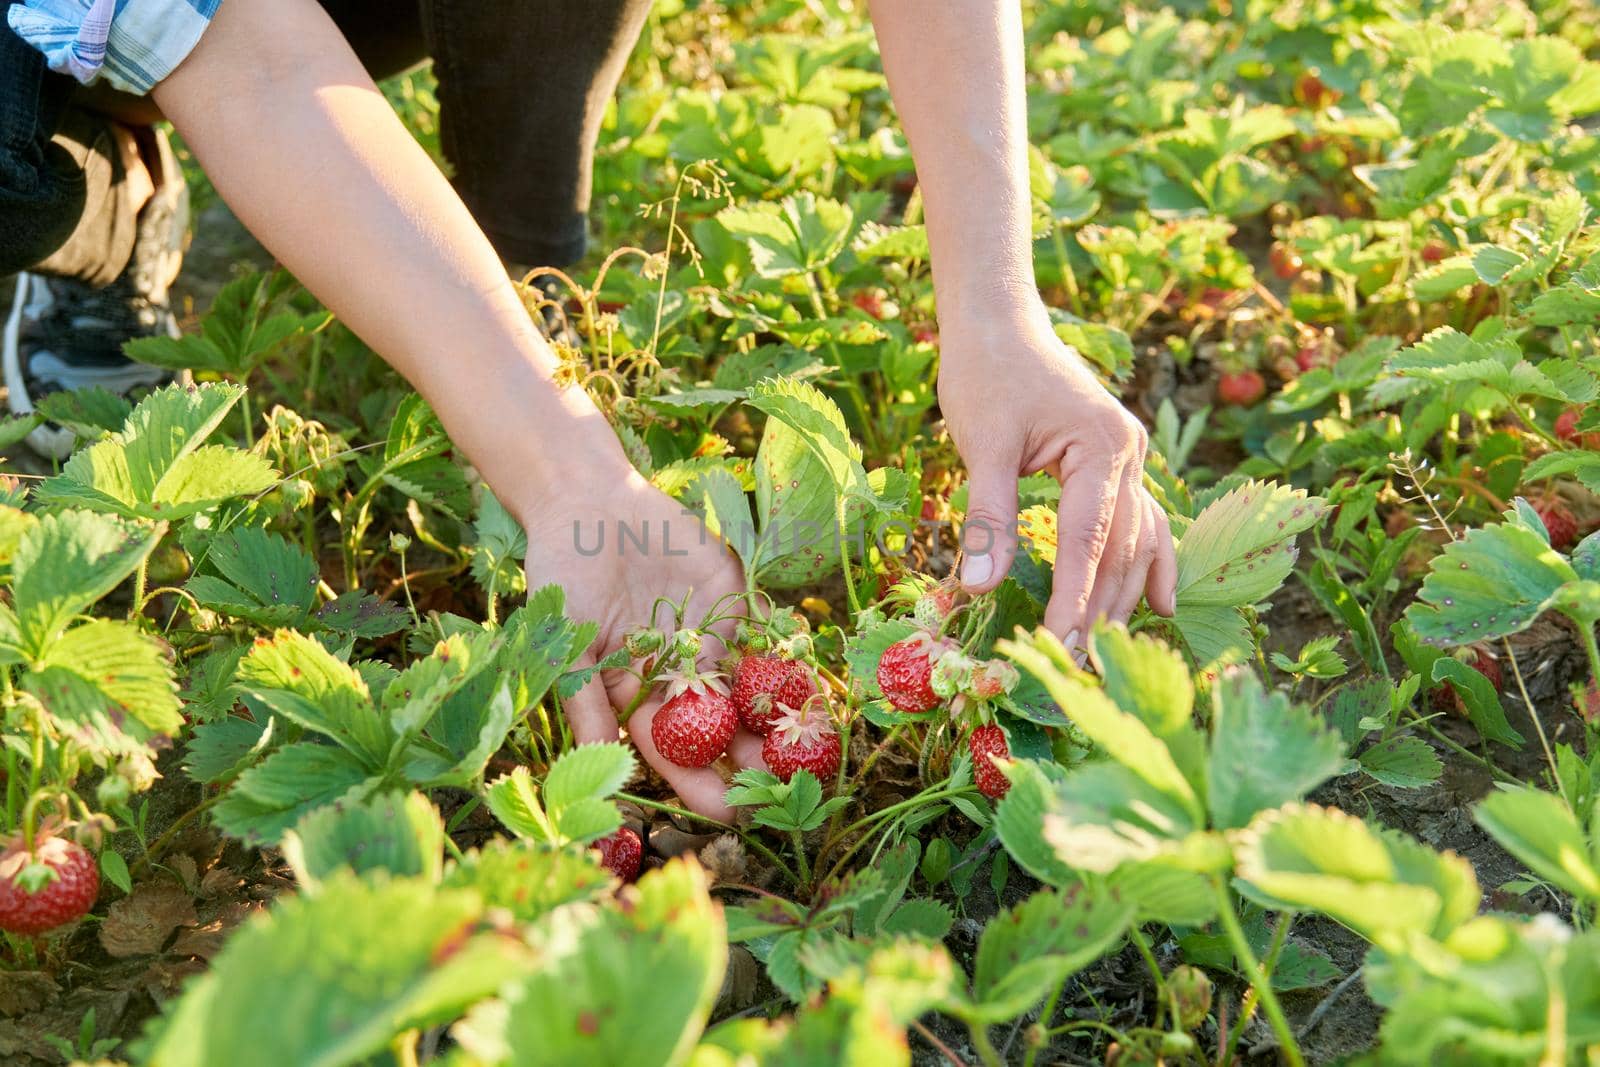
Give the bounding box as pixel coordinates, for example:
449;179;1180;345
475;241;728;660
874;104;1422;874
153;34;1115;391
0;0;654;278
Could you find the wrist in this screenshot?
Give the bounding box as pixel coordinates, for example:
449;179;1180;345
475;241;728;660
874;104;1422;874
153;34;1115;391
934;288;1053;349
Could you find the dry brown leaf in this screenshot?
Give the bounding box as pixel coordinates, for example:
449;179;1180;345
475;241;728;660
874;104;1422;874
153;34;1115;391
198;866;243;899
99;881;198;958
141;959;206;1002
169;922;228;960
164;854;199;894
0;971;57;1017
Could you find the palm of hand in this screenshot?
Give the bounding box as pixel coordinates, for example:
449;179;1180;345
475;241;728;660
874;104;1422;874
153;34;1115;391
522;471;764;820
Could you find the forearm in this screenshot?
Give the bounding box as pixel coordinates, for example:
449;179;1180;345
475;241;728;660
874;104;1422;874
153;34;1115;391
151;0;629;521
867;0;1042;327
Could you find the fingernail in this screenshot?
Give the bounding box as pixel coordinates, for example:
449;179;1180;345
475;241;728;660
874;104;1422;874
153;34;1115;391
1063;630;1085;668
961;552;994;588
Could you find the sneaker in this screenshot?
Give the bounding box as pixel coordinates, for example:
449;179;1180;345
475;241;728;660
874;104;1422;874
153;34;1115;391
3;127;187;461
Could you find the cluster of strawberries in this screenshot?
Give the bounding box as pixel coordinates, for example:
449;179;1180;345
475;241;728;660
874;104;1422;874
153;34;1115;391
872;590;1023;801
640;618;841;784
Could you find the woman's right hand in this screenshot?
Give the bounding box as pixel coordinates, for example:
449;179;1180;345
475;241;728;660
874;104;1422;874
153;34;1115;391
516;460;766;822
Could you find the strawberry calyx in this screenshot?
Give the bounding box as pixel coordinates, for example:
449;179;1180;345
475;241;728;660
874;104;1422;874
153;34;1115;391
770;694;837;748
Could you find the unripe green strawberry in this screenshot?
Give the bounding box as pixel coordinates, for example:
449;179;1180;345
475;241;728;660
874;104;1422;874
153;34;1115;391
1167;965;1213;1029
623;628;666;657
0;836;99;935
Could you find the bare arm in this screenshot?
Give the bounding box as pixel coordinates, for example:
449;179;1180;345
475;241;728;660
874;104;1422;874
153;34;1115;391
152;0;623;503
869;0;1176;640
152;0;760;818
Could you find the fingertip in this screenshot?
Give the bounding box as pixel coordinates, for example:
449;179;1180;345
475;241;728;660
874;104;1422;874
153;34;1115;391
959;547;1010;594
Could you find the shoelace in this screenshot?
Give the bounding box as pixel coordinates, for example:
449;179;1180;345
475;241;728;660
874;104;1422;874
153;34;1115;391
26;276;169;364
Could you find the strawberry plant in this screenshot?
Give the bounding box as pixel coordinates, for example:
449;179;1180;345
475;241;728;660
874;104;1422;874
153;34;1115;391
8;4;1600;1064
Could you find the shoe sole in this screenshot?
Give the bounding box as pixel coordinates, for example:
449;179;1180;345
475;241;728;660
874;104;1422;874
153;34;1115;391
3;273;178;462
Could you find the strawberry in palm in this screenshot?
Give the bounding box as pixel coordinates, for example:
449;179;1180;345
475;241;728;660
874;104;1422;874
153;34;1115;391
0;835;99;935
650;667;737;769
762;696;842;783
730;653;818;736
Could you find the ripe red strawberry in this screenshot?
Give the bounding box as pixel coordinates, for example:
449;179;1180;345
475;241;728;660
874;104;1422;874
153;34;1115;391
1268;243;1303;280
1433;647;1502;714
1576;684;1599;723
969;725;1011;800
851;290;886;319
730;654;818;736
0;836;99;935
762;698;841;783
1295;346;1321;373
911;325;939;345
1420;242;1448;263
877;633;948;715
1217;370;1266;407
651;684;737;768
1536;500;1578;551
1469;647;1503;692
1294;72;1337;109
1554;407;1600;449
594;827;642;882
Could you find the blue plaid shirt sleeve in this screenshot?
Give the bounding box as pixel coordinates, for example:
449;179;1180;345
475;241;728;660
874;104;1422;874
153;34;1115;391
7;0;223;95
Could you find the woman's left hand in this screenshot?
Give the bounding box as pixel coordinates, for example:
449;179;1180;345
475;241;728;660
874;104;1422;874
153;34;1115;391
935;303;1177;644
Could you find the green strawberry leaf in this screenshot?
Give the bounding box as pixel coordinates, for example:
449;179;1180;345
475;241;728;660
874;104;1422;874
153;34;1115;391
212;743;378;846
235;630;390;766
1432;657;1523;747
1174;480;1326;606
745;377;890;587
27;618;182;737
1207;670;1351;830
965;885;1135;1023
716;192;854;279
38;383;278;520
313;592;409;639
10;510;162;654
143;873;529;1067
1358;736;1444;789
281;791;445;890
1475;785;1600;901
454;861;724;1067
1234;803;1480;952
186;526;319;628
443;839;611;922
1001;630;1202;820
1406;517;1579;646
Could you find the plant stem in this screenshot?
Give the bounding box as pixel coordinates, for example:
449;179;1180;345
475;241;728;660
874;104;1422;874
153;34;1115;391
790;829;812;891
967;1021;1004;1067
1129;925;1165;1006
131;558;149;622
1503;638;1567;809
1577;624;1600;704
1211;878;1303;1067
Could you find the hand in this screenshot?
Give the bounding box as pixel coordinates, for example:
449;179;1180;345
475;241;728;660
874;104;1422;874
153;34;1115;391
516;460;765;822
936;304;1177;644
